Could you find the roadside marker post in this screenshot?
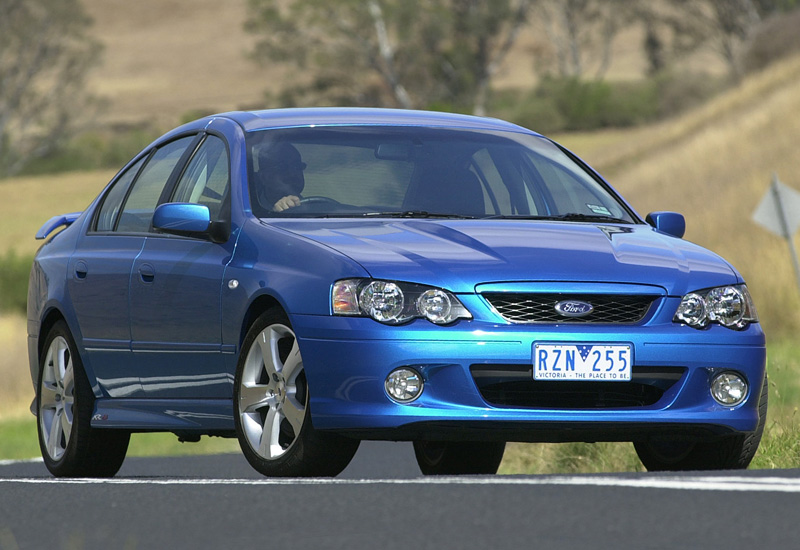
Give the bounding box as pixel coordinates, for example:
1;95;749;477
752;173;800;293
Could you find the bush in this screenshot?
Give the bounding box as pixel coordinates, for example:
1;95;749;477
494;70;740;133
0;250;33;315
653;71;730;118
742;9;800;74
501;77;661;133
180;109;220;124
508;95;566;134
17;127;158;177
599;80;661;128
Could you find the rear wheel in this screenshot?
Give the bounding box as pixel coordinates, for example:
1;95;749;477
234;309;359;477
634;374;768;471
37;320;129;477
413;441;506;475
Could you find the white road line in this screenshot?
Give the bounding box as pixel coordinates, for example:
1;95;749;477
0;458;42;466
2;475;800;492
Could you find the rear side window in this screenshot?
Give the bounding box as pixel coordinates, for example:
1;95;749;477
95;157;145;231
116;136;196;233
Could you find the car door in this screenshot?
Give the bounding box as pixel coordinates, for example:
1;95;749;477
130;134;235;398
67;156;148;398
68;136;199;397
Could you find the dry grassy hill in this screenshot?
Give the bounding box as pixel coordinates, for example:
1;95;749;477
3;53;800;339
84;0;265;127
81;0;723;128
82;0;546;126
2;52;800;421
5;0;799;338
566;54;800;338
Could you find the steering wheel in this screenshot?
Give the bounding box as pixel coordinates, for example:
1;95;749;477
299;196;341;206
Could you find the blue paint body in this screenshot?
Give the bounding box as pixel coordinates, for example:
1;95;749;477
27;108;766;444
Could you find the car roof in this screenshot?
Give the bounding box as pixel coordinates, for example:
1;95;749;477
212;107;536;135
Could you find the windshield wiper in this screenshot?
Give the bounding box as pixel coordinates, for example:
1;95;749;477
481;214;552;220
276;211;631;223
553;213;633;224
264;210;478;219
361;211;477;219
482;213;632;223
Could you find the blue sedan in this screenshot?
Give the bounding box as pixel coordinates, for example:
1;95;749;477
27;108;767;477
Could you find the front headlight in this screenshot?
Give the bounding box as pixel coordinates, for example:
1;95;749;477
674;284;758;330
332;279;472;325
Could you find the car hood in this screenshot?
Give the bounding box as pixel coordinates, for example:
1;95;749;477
266;219;739;295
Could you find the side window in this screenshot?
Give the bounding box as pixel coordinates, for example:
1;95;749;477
522;147;627;219
536;160;615;215
95;157;145;231
172;135;229;220
116;136;196;233
472;149;510;216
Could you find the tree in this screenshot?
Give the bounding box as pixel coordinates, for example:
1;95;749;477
633;0;761;81
436;0;534;115
0;0;101;177
625;3;707;76
244;0;533;116
674;0;760;81
530;0;629;80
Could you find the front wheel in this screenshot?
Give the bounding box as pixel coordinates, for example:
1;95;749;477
634;374;769;471
234;309;359;477
37;320;129;477
413;441;506;475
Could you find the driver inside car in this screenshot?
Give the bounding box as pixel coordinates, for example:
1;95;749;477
256;142;307;212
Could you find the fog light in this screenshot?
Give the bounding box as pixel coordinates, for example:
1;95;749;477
711;372;748;406
385;368;423;403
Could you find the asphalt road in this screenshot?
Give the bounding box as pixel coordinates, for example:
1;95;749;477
2;442;799;550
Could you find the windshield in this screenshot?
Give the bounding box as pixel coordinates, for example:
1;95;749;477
245;126;637;223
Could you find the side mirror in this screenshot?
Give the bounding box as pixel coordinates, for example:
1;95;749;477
153;203;211;236
645;211;686;239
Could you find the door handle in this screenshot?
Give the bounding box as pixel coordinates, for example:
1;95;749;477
74;260;88;280
138;264;155;283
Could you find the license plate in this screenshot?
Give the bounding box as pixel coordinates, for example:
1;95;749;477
533;343;632;381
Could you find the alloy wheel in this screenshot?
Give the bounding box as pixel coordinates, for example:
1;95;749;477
238;323;307;460
38;336;75;461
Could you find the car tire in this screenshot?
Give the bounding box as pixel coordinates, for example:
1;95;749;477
234;309;360;477
413;441;506;475
634;374;769;471
37;320;130;477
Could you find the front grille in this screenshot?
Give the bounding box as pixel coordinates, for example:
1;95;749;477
471;364;685;409
482;293;656;324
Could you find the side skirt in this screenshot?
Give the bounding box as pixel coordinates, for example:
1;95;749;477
91;398;235;434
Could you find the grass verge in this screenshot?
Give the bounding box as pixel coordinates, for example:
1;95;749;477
3;306;799;470
0;416;239;461
500;336;800;473
2;339;799;472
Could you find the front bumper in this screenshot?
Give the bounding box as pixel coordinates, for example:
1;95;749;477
292;313;767;441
